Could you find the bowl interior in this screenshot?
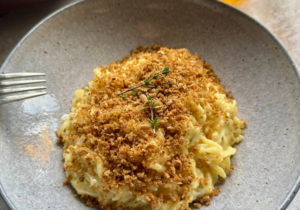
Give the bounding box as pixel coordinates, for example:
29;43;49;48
1;0;300;209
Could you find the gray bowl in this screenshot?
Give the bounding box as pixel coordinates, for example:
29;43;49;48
1;0;300;209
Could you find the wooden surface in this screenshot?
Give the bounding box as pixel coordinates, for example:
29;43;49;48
0;0;299;209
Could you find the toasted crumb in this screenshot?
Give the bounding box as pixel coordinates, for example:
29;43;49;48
62;175;71;186
193;188;221;208
55;131;63;143
59;45;246;210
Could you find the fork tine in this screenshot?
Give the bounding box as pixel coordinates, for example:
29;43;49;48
0;91;47;105
0;79;46;87
0;73;45;79
0;86;47;94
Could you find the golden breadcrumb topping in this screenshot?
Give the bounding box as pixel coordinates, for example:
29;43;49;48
58;45;246;210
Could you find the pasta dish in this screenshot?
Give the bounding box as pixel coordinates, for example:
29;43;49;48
57;45;246;209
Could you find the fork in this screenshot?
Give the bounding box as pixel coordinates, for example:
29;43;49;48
0;73;47;105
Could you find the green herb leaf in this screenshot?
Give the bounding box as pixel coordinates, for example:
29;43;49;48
132;89;139;98
151;116;160;127
161;67;171;74
153;76;163;80
145;83;155;88
144;77;155;87
153;71;162;80
144;77;150;84
151;101;156;107
153;71;159;77
147;95;152;103
119;95;125;99
141;107;149;111
149;116;160;127
150;101;161;109
148;119;154;127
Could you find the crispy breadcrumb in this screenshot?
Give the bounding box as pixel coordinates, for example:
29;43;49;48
59;45;246;210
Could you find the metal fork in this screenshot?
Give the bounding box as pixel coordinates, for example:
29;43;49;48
0;73;47;105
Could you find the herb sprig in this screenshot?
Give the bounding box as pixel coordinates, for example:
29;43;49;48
140;95;161;111
149;116;160;129
118;67;171;97
118;67;171;135
141;95;162;135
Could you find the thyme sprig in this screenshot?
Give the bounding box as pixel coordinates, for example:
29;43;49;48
118;67;171;135
140;98;161;111
145;95;160;135
149;116;160;130
118;67;171;97
141;95;162;135
132;89;139;98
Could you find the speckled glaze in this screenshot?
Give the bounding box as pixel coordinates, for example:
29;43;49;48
0;0;300;209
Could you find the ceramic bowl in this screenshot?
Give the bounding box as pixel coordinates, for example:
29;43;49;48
1;0;300;209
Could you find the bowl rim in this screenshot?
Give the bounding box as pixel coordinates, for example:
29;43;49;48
0;0;299;209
